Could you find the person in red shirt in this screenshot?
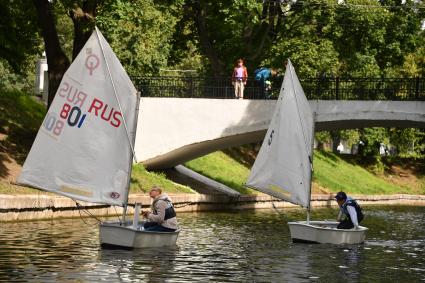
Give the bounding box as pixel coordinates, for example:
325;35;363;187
232;58;248;99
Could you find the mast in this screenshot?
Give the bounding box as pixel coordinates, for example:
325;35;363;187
307;112;316;224
95;27;139;223
246;59;313;209
95;27;138;159
288;61;314;212
122;93;141;224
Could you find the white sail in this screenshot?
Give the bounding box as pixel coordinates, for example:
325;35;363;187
17;27;138;206
246;60;314;208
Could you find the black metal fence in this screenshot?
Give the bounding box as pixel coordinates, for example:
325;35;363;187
133;76;425;101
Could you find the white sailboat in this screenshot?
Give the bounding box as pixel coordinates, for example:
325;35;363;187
17;27;179;248
246;60;367;244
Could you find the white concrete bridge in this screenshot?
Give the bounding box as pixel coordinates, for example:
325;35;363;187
134;98;425;170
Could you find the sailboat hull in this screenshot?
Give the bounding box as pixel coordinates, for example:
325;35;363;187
100;222;180;248
288;221;367;244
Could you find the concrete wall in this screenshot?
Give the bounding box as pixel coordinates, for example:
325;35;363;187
136;98;425;169
1;193;425;222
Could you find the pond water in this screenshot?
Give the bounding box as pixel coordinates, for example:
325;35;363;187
0;206;424;282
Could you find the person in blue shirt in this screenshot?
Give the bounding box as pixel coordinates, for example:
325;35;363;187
254;67;277;98
335;191;364;229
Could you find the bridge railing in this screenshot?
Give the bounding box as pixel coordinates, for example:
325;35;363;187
132;76;425;100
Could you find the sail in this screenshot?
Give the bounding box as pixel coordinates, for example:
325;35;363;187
246;60;314;208
17;27;138;206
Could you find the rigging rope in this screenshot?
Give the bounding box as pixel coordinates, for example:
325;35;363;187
113;206;123;224
75;202;102;224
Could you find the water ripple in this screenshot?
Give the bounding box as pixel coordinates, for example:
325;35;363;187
0;206;424;282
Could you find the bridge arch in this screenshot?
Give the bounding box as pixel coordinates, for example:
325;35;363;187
135;98;425;170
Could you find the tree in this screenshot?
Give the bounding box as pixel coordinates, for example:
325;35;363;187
29;0;180;106
0;1;42;73
180;0;289;75
96;0;182;77
389;128;425;156
31;0;102;107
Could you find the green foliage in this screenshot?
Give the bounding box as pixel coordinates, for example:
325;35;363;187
360;128;389;157
340;129;360;149
389;128;425;157
315;131;332;150
0;60;35;93
96;0;183;76
0;1;42;73
396;45;425;77
267;38;340;77
262;0;425;77
3;0;425;88
167;17;206;74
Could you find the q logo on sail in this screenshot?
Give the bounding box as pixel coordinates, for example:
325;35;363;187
85;48;100;76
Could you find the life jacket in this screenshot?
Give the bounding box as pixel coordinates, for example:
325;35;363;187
152;197;176;220
341;197;364;223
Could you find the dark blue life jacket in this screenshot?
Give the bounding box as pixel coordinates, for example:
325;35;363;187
152;199;176;220
341;198;364;223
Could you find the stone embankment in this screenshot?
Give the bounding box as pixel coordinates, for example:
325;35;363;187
1;193;425;222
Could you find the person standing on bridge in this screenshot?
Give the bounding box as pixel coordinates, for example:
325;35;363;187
335;191;364;229
232;58;248;99
254;67;278;98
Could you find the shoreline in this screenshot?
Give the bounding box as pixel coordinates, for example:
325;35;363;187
1;193;425;222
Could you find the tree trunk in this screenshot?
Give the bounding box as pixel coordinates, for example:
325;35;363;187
33;0;70;108
70;1;98;60
246;1;283;63
191;0;225;76
188;0;286;75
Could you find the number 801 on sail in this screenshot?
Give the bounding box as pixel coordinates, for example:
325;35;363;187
42;103;87;137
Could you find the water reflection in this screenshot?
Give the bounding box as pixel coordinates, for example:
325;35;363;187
0;206;424;282
98;247;179;282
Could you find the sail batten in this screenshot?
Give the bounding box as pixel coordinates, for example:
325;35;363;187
246;60;314;208
17;28;138;206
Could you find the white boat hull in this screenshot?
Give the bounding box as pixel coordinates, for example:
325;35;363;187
288;221;367;244
99;222;180;248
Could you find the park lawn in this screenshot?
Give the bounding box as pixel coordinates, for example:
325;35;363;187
0;90;46;164
185;150;423;195
130;164;194;194
313;151;422;195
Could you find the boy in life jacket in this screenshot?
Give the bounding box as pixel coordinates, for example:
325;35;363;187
142;186;178;232
335;191;364;229
232;58;248;99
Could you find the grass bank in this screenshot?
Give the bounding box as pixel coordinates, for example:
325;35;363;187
0;90;192;195
313;151;424;195
185;151;256;195
186;150;425;195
